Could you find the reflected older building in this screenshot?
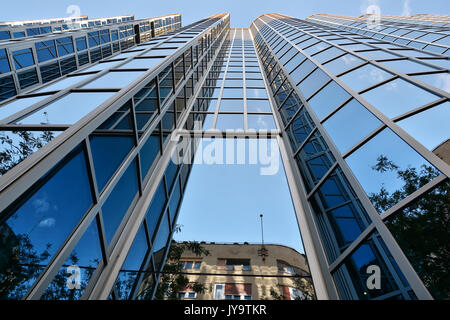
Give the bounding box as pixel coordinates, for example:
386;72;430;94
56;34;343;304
0;11;448;300
164;242;314;300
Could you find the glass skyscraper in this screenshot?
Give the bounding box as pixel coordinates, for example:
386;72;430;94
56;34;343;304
0;12;448;300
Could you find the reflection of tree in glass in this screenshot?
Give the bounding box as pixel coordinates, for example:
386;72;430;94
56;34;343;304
0;227;50;300
263;276;315;300
370;155;449;300
112;225;210;300
40;253;99;300
152;237;210;300
0;129;55;175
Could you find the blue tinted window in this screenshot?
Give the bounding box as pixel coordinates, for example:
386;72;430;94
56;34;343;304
40;61;61;83
298;68;330;99
17;68;39;89
0;146;93;299
290;60;315;85
323;99;382;154
140;134;161;180
0;30;11;40
101;159;139;244
60;56;77;75
36;40;57;62
165;160;179;191
56;37;74;56
100;30;111;44
145;181;167;239
308;81;350;120
114;224;149;300
13;32;25;38
76;37;87;51
41;219;102;300
111;30;119;41
152;211;170;270
26;28;39;36
17;92;115;125
286;107;315;150
90;135;134;192
0;49;11;73
333;234;400;300
0;75;17;101
168;181;181;224
88;32;100;47
13;48;35;70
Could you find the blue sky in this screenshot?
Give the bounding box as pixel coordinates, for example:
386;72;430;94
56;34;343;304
1;0;449;27
173;138;305;253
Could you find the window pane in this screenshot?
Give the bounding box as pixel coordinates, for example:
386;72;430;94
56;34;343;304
216;114;243;130
323;99;382;154
385;182;450;300
90;135;134;192
361;78;439;118
0;146;92;299
0;95;50;121
35;74;92;93
308;81;350;120
397;101;450;152
346;128;440;214
332;233;402;300
41;219;102;300
247;99;271;113
140;134;161;180
101;160;139;244
298;68;330;99
323;54;364;75
0;130;61;175
82;71;145;89
248;114;277;130
17;92;115;125
339;64;392;93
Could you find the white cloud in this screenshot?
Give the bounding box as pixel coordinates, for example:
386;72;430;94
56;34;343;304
402;0;412;16
33;197;50;214
435;74;450;93
39;217;56;228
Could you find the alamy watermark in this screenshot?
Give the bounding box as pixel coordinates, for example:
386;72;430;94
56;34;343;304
170;122;280;176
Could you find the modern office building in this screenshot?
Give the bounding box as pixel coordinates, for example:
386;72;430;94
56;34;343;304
161;242;314;300
0;12;448;301
0;14;182;100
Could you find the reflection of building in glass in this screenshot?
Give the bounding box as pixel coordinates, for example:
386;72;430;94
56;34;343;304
162;242;314;300
0;11;448;300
